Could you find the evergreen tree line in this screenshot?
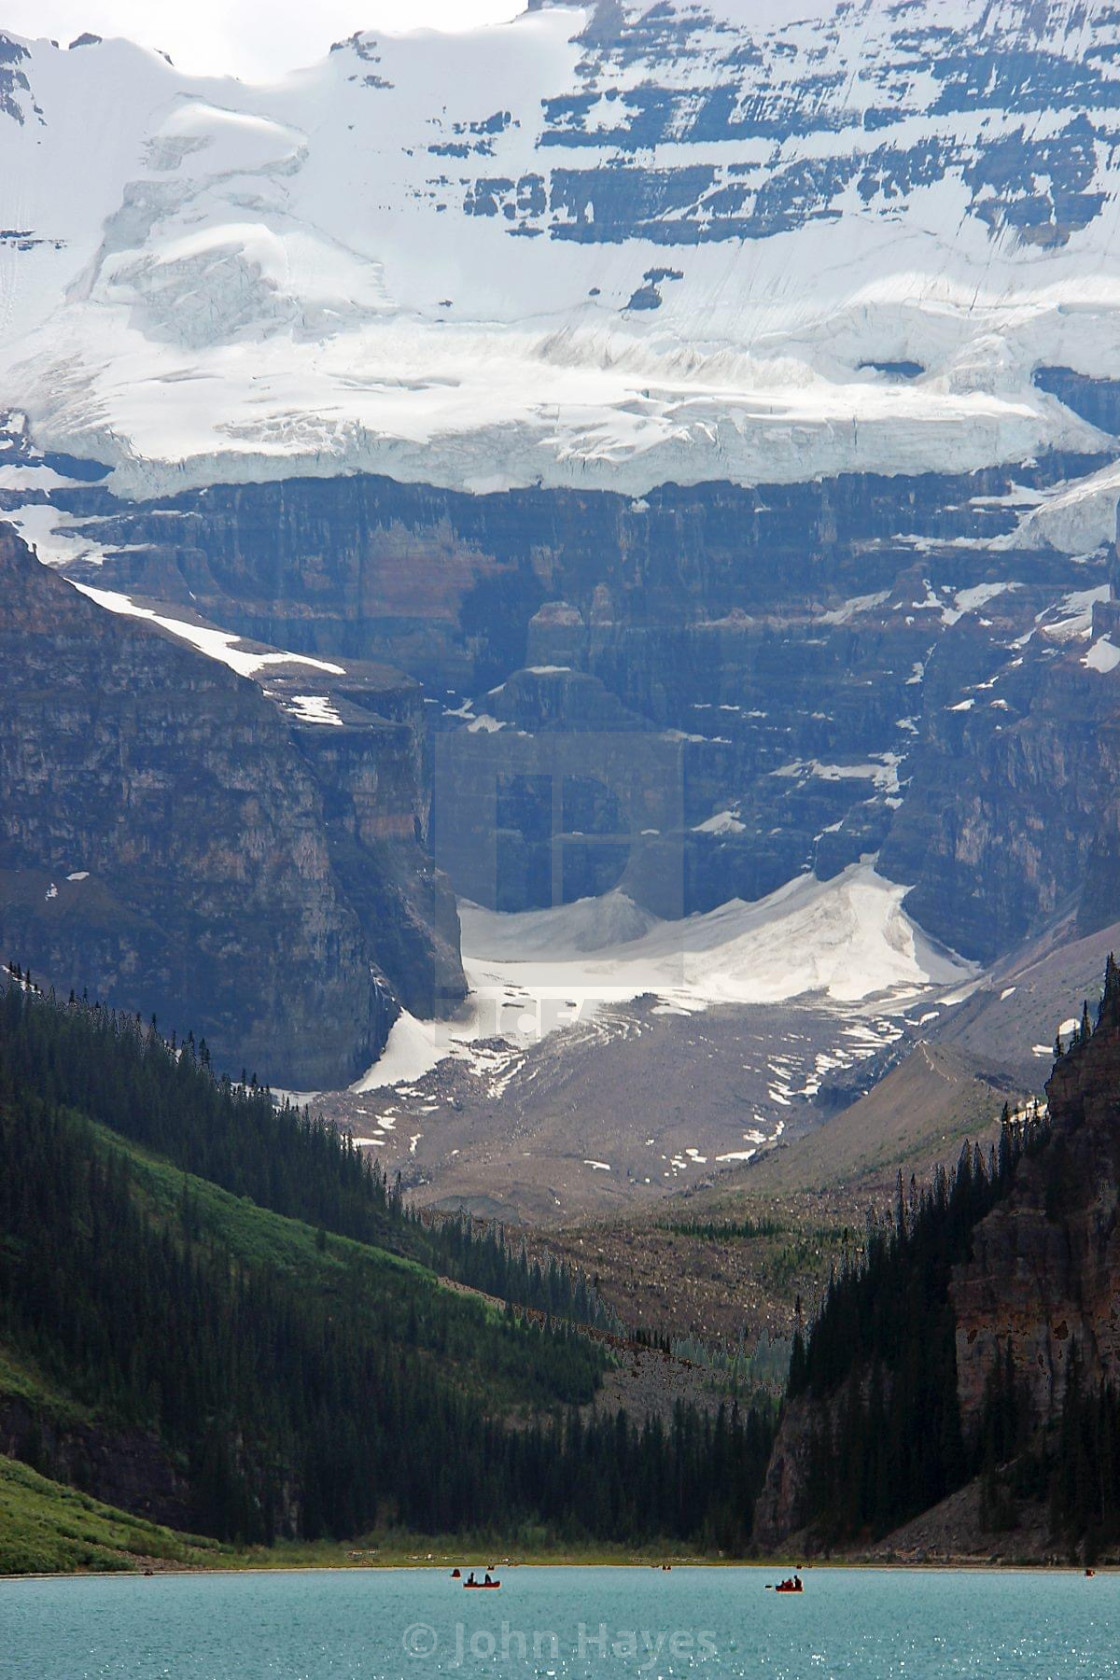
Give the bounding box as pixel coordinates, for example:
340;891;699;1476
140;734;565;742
785;1108;1050;1545
0;978;611;1328
0;976;777;1548
1049;1350;1120;1558
0;1086;608;1540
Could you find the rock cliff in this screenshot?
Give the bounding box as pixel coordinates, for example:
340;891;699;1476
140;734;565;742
41;452;1114;934
952;965;1120;1442
0;528;464;1085
756;959;1120;1549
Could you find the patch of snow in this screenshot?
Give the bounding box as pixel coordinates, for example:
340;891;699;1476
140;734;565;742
771;755;902;793
0;463;83;491
693;809;746;835
817;590;890;625
286;693;344;726
462;889;659;959
70;583;346;680
1083;638;1120;674
1040;586;1110;643
941;581;1020;626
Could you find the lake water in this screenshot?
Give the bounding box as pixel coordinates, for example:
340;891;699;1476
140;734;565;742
1;1566;1118;1678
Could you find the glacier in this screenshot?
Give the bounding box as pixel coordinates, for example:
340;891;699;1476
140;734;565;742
1;0;1120;540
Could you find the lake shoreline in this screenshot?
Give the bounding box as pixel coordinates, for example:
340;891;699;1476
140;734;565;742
2;1558;1110;1582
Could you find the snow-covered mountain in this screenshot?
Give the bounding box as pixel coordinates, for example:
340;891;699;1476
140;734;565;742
2;0;1120;535
8;0;1120;1110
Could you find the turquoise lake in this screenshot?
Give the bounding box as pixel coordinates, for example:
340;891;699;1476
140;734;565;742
2;1566;1118;1678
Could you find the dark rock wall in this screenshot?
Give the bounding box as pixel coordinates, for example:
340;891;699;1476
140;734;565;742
951;983;1120;1444
882;600;1120;962
0;528;452;1087
755;973;1120;1547
50;451;1119;937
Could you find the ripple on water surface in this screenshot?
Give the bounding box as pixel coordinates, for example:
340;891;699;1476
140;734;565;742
2;1566;1119;1679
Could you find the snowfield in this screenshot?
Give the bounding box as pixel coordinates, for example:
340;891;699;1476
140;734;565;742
459;861;973;1011
353;860;976;1090
0;1;1119;535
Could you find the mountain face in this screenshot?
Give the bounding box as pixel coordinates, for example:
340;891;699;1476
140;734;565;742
0;528;464;1086
5;2;1120;1075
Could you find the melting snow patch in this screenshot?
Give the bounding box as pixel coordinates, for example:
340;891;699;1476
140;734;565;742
1084;638;1120;674
771;756;901;792
287;694;344;726
818;591;890;625
1041;587;1110;643
693;809;746;835
70;584;346;680
941;581;1019;625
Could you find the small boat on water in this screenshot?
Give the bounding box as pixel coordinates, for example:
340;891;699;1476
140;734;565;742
771;1577;803;1594
463;1573;501;1589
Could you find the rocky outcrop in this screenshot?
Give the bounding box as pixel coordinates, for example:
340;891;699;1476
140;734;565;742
881;587;1120;961
756;962;1120;1549
0;529;464;1085
0;1397;190;1531
952;971;1120;1441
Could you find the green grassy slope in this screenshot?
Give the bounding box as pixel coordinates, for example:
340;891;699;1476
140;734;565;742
0;1455;228;1575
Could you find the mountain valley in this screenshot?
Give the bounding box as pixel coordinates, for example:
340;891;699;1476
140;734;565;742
9;0;1120;1578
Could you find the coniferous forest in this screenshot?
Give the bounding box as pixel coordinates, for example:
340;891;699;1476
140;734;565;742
784;1106;1067;1548
0;978;774;1550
